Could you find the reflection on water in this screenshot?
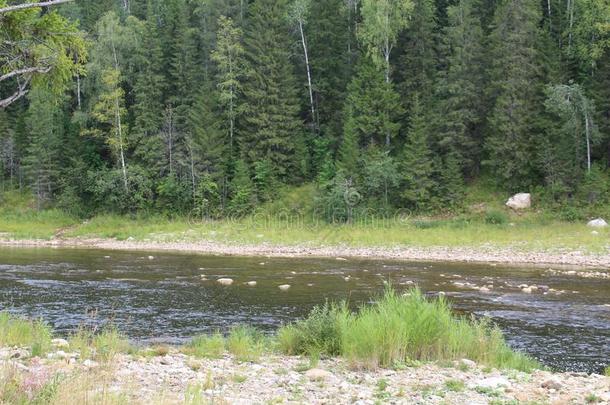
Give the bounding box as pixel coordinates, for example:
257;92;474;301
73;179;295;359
0;247;608;373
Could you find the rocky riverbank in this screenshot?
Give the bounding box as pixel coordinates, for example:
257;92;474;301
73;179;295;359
2;237;610;268
1;346;609;404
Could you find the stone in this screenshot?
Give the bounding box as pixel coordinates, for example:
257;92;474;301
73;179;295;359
336;257;348;261
305;368;333;381
506;193;531;210
587;218;608;228
591;231;599;235
51;338;69;348
278;284;291;291
479;287;491;293
541;378;563;390
148;255;155;260
83;359;99;368
522;287;533;293
217;278;234;286
246;281;257;287
460;359;476;369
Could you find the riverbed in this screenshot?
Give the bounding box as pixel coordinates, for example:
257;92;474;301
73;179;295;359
0;247;608;373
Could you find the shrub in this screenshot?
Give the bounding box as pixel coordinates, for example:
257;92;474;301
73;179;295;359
0;312;52;356
485;210;509;225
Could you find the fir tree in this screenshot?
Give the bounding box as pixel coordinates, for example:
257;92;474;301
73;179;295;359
484;0;544;189
241;0;304;183
399;95;435;209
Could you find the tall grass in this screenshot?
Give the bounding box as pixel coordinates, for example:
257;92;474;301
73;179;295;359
184;326;266;362
68;325;131;362
0;312;52;356
277;288;539;372
184;332;226;359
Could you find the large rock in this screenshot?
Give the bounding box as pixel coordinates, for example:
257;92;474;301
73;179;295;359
506;193;531;210
587;218;608;228
217;278;234;286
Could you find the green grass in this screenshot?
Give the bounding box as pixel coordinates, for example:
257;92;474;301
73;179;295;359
184;332;226;359
68;325;131;362
444;379;465;392
277;288;540;372
1;185;609;253
184;326;266;362
604;366;610;376
0;312;52;356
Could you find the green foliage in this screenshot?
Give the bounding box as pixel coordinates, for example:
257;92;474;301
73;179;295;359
277;288;540;371
185;332;226;359
226;325;266;362
485;210;509;225
0;312;52;357
69;325;131;362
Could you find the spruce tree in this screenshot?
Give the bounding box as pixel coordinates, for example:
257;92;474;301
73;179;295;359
484;0;544;190
241;0;304;183
342;56;402;149
399;95;435;210
436;0;485;177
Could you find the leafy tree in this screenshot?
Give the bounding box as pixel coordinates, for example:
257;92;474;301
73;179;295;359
545;83;599;173
361;145;399;207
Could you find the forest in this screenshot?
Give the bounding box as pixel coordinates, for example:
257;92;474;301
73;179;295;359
1;0;609;221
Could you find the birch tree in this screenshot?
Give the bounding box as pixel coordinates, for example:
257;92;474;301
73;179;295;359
545;83;598;173
358;0;413;84
289;0;317;133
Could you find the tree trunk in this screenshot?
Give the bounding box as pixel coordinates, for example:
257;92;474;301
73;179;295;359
298;19;316;134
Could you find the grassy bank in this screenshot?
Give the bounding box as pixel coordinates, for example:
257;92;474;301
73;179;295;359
1;187;609;254
0;289;539;372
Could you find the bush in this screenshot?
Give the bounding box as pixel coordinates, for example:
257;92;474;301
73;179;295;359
277;288;539;371
485;210;509;225
0;312;52;356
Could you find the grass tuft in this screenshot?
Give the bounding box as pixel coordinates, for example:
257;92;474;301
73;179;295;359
184;332;225;359
277;288;540;371
0;312;52;357
227;326;265;363
68;325;130;362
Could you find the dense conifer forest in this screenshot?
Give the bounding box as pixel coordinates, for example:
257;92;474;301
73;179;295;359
1;0;609;220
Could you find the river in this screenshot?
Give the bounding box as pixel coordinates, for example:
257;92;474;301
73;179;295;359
0;247;608;373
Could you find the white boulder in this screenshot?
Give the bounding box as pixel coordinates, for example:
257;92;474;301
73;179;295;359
278;284;291;291
246;281;257;287
217;278;234;286
506;193;531;210
587;218;608;228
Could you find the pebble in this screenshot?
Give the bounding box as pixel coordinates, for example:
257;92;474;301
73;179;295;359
278;284;291;291
246;281;257;287
217;278;234;286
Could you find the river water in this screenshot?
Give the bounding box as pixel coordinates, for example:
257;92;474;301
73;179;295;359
0;247;608;373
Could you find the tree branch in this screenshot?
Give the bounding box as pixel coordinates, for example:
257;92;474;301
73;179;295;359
0;78;30;109
0;0;74;14
0;66;51;82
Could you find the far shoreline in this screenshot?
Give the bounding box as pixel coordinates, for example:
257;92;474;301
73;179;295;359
1;237;610;268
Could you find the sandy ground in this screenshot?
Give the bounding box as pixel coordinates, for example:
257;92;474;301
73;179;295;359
1;237;610;268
